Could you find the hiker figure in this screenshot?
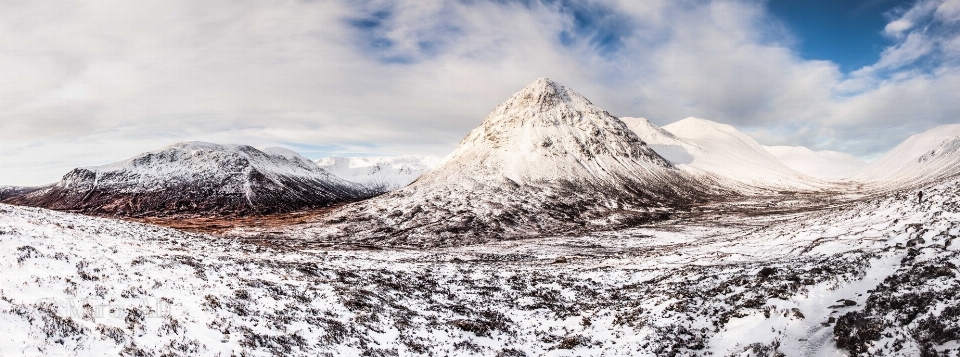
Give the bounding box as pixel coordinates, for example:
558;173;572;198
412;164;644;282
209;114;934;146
918;191;923;204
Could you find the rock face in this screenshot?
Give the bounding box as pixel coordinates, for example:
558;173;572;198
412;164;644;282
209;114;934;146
315;155;442;192
621;117;823;191
2;142;369;217
286;78;723;247
855;124;960;185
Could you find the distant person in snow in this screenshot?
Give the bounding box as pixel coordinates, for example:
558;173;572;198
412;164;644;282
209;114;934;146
918;191;924;204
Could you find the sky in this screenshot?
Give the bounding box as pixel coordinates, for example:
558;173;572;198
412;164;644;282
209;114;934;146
767;0;915;71
2;0;960;185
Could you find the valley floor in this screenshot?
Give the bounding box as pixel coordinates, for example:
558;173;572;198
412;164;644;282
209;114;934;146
0;178;958;356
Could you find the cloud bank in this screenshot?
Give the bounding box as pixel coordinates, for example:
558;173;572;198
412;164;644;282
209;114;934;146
1;0;958;185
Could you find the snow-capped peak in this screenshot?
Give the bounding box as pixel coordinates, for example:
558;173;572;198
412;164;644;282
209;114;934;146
287;78;712;246
443;78;670;183
73;141;329;183
475;77;607;130
4;142;368;216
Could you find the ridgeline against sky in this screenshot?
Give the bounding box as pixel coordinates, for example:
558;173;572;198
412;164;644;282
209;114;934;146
2;0;959;185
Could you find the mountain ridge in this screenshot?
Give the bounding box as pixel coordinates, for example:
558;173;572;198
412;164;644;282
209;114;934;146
2;142;370;217
856;124;960;184
270;78;724;247
621;117;824;191
316;155;442;192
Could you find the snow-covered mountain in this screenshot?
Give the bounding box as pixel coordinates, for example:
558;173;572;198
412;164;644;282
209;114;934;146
856;124;960;184
0;186;38;200
621;117;822;190
2;142;369;217
763;145;866;181
282;78;721;247
316;155;442;192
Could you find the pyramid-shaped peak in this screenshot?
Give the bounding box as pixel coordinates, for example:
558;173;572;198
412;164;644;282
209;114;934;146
499;78;594;112
292;80;710;247
438;77;672;183
526;77;561;90
518;77;578;97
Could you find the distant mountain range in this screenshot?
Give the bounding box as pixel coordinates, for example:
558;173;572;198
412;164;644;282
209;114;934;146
2;78;959;244
315;155;442;192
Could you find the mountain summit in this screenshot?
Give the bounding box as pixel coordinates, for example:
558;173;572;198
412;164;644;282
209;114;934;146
276;78;719;247
442;78;672;182
3;142;370;216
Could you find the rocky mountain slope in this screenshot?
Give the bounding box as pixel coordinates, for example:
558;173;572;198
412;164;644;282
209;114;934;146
621;117;824;190
316;155;441;192
0;186;38;200
856;124;960;185
2;142;369;217
763;145;867;181
276;79;725;247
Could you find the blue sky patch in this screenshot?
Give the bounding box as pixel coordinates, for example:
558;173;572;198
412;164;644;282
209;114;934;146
766;0;916;73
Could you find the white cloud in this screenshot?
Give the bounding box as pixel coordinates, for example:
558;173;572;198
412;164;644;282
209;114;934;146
869;32;936;72
883;0;943;37
936;0;960;22
884;19;914;37
1;0;960;185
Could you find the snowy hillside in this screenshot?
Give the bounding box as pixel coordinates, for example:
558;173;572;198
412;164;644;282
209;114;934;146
856;124;960;184
2;142;369;217
0;186;37;200
763;145;866;180
275;79;723;247
316;155;441;192
2;168;959;355
621;117;822;190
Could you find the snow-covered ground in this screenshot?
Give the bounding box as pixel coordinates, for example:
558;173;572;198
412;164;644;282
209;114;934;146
2;172;957;356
